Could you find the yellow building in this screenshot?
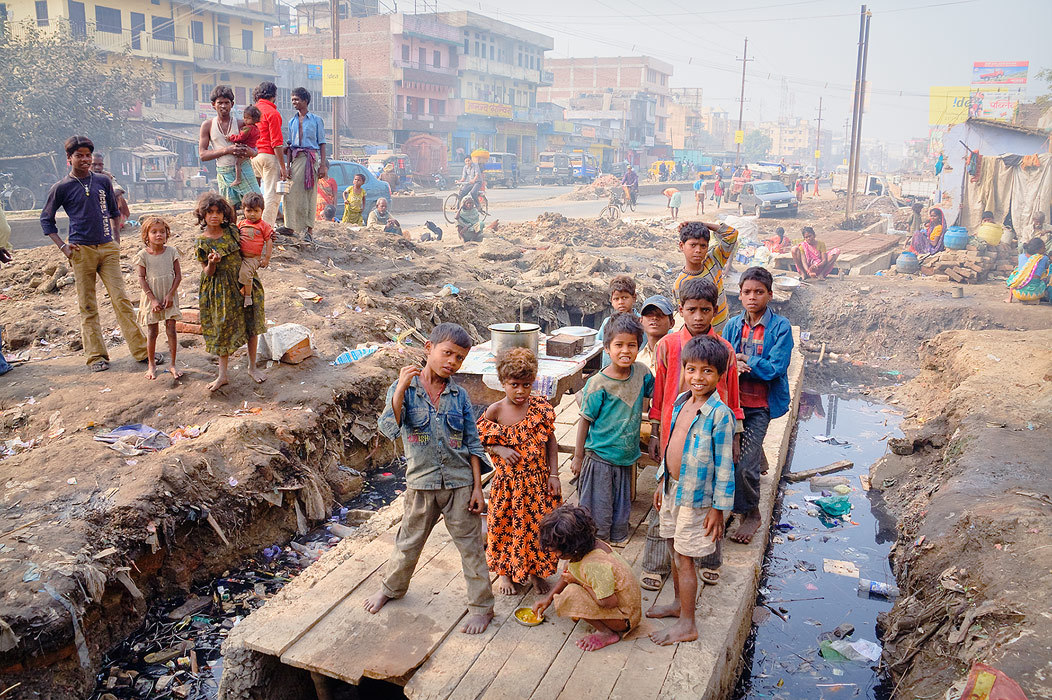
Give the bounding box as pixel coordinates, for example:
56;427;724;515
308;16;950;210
0;0;277;126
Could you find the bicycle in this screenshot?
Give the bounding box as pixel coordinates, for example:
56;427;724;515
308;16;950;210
0;173;36;211
443;187;489;224
600;187;634;222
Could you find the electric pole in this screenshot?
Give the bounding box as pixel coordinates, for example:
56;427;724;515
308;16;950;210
735;37;752;166
814;96;822;194
846;5;871;218
330;0;340;159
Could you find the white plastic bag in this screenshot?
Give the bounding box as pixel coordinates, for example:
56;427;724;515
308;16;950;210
722;213;760;245
260;323;313;361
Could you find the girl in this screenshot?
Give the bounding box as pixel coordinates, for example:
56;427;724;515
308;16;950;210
135;216;183;380
477;348;561;595
532;504;642;652
1006;237;1050;303
910;207;945;256
193;192;266;392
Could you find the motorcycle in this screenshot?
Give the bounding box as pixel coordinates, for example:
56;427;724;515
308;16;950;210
432;173;448;190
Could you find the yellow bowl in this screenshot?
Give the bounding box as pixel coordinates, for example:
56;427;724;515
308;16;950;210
513;606;544;627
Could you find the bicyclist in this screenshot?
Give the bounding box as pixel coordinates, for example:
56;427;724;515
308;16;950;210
621;165;638;206
456;156;482;209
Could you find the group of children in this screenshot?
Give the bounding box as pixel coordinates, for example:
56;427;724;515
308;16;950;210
132;191;273;388
367;218;793;652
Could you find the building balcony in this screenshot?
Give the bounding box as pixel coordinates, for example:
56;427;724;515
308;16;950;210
393;58;458;77
70;22;193;62
194;44;276;76
395;112;457;133
461;55;544;84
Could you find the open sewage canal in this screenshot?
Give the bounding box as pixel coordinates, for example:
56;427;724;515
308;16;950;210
734;389;903;700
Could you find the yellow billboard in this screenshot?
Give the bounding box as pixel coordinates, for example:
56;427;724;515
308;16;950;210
463;100;514;119
929;86;970;126
322;59;346;97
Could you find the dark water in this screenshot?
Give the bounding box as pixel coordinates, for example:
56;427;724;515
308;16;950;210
734;392;902;700
91;461;407;700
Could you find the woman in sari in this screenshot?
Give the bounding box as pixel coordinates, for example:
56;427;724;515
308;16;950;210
792;226;840;279
910;207;945;255
315;175;337;221
1006;237;1050;303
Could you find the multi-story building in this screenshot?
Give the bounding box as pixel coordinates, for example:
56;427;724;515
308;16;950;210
562;91;653;168
540;55;673;152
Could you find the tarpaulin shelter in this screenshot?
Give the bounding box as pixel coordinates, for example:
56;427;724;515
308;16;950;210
938;118;1051;232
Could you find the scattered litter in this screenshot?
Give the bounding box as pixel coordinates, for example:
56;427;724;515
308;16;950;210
22;564;40;582
832;484;852;495
814;495;852;517
986;353;1001;362
170;424;208;443
858;578;900;598
438;283;460;297
823;559;860;578
94;424;170;452
858;474;871;491
296;289;322;303
958;663;1028;700
819;623;856;642
228;477;239;487
829;638;881;662
66;478;77;485
333;346;379;365
814;435;850;446
939;566;967;593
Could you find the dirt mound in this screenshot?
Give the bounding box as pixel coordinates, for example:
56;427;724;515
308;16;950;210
555;174;622;201
498;212;672;250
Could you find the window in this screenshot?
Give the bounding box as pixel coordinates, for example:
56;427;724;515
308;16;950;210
463;38;468;54
34;1;47;26
405;96;413;113
95;5;120;33
489;45;494;60
190;20;203;43
433;50;441;67
418;47;425;66
242;29;252;50
130;11;144;48
396;95;403;112
152;15;174;42
401;44;409;61
67;0;85;36
156;82;177;104
430;99;445;115
473;41;479;57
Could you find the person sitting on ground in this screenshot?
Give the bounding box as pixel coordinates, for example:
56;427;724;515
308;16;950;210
455;196;498;243
792;226;841;279
1006;237;1050;303
477;347;562;596
647;335;736;646
975;210;1004;247
227;105;261;187
532;504;642;652
1030;211;1052;256
316;173;338;221
365;323;495;635
342;173;366;225
909;206;945;256
367;197;403;237
765;227;791;253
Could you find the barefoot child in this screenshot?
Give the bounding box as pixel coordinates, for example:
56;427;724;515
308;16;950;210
135;216;183;380
647;335;735;646
673;221;739;333
572;313;654;545
722;267;793;545
227;105;261;187
235;192;273;307
477;348;562;595
532;504;642;652
365;323;495;634
194;192;267;392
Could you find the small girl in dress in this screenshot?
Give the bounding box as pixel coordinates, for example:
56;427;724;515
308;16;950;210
135;216;182;380
477;348;561;595
532;504;642;652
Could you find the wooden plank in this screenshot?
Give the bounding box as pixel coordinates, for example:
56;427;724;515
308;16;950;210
783;459;854;483
280;525;461;684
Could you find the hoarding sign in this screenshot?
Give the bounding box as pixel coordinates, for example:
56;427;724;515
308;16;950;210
928;86;971;126
971;61;1028;85
322;59;345;97
307;64;322;80
969;61;1027;122
734;130;744;144
464;100;513;119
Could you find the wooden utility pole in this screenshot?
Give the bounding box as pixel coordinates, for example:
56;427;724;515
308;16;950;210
330;0;340;159
846;5;871;217
814;96;822;194
735;37;752;166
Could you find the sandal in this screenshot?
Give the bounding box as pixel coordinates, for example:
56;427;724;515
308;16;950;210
700;568;720;585
640;573;662;591
90;360;110;373
139;354;166;366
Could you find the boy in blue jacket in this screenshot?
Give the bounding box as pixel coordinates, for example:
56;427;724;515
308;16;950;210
722;267;794;544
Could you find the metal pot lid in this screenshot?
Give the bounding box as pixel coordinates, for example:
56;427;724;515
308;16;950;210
489;322;540;333
552;326;596;336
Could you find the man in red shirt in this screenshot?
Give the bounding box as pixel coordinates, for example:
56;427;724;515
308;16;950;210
250;81;287;226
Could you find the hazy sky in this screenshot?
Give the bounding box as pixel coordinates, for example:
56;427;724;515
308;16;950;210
435;0;1052;146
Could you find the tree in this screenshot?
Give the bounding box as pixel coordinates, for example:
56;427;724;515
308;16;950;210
743;130;772;162
0;19;158;157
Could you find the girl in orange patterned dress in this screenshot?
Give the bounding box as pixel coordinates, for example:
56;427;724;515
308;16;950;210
478;348;562;595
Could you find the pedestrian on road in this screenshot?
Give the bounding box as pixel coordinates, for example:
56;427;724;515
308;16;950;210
284;87;327;242
251;81;286;226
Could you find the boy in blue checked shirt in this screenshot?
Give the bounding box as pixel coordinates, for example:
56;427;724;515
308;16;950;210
647;335;735;646
364;322;496;634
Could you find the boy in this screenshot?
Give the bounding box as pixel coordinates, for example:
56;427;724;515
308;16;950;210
638;295;674;374
673;221;739;333
598;275;637;368
640;278;742;591
692;174;705;216
647;335;736;646
236;192;273;307
342;173;366;224
40;135;149;373
572;313;654;544
227;105;261;186
722;267;794;545
365;323;495;634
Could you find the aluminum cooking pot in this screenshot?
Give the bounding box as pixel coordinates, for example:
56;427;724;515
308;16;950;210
489;322;540;357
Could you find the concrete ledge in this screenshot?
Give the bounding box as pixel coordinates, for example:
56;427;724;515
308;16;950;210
390;195;442;212
660;327;804;699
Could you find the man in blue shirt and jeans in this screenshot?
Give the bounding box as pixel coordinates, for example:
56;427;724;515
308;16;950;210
40;136;148;372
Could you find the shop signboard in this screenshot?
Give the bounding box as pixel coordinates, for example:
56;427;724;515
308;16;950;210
322;59;346;97
307;64;322;80
928;86;970;126
464;100;514;119
580;126;597;138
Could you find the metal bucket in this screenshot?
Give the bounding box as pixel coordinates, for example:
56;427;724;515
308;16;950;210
276;180;292;194
489;322;540;357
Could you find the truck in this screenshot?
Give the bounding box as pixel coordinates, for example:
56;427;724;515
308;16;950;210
831;171;889;197
892;175;938;203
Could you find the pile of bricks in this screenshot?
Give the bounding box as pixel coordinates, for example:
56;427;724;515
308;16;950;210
175;308;202;335
919;248;1001;283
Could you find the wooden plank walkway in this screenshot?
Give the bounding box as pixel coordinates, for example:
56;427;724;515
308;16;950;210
227;332;804;700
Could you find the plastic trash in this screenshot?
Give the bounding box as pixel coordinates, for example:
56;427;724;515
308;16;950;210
94;424;170;452
819;640;849;661
815;494;852;517
830;638;881;662
858;578;900;598
959;663;1029;700
260;323;313;361
333;347;378;365
438;283;460;297
832;484;852;495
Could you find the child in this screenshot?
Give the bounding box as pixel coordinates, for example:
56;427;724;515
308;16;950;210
640;278;742;592
647;335;736;646
722;267;794;545
342;173;366;224
135;216;183;381
365;323;495;635
638;295;674;374
194;192;267;392
693;175;705;216
477;348;562;595
532;504;642;652
572;313;654;544
713;178;724;208
236;192;273;307
597;275;637;368
227;105;261;187
1006;237;1050;303
673;221;739;333
791;226;840;280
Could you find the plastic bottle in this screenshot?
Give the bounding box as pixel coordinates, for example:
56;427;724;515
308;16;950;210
858;578;900;599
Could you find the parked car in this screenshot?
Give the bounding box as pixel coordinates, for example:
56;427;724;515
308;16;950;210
536;151;571;185
737;179;799;217
325;160;392;221
482;152;519;188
